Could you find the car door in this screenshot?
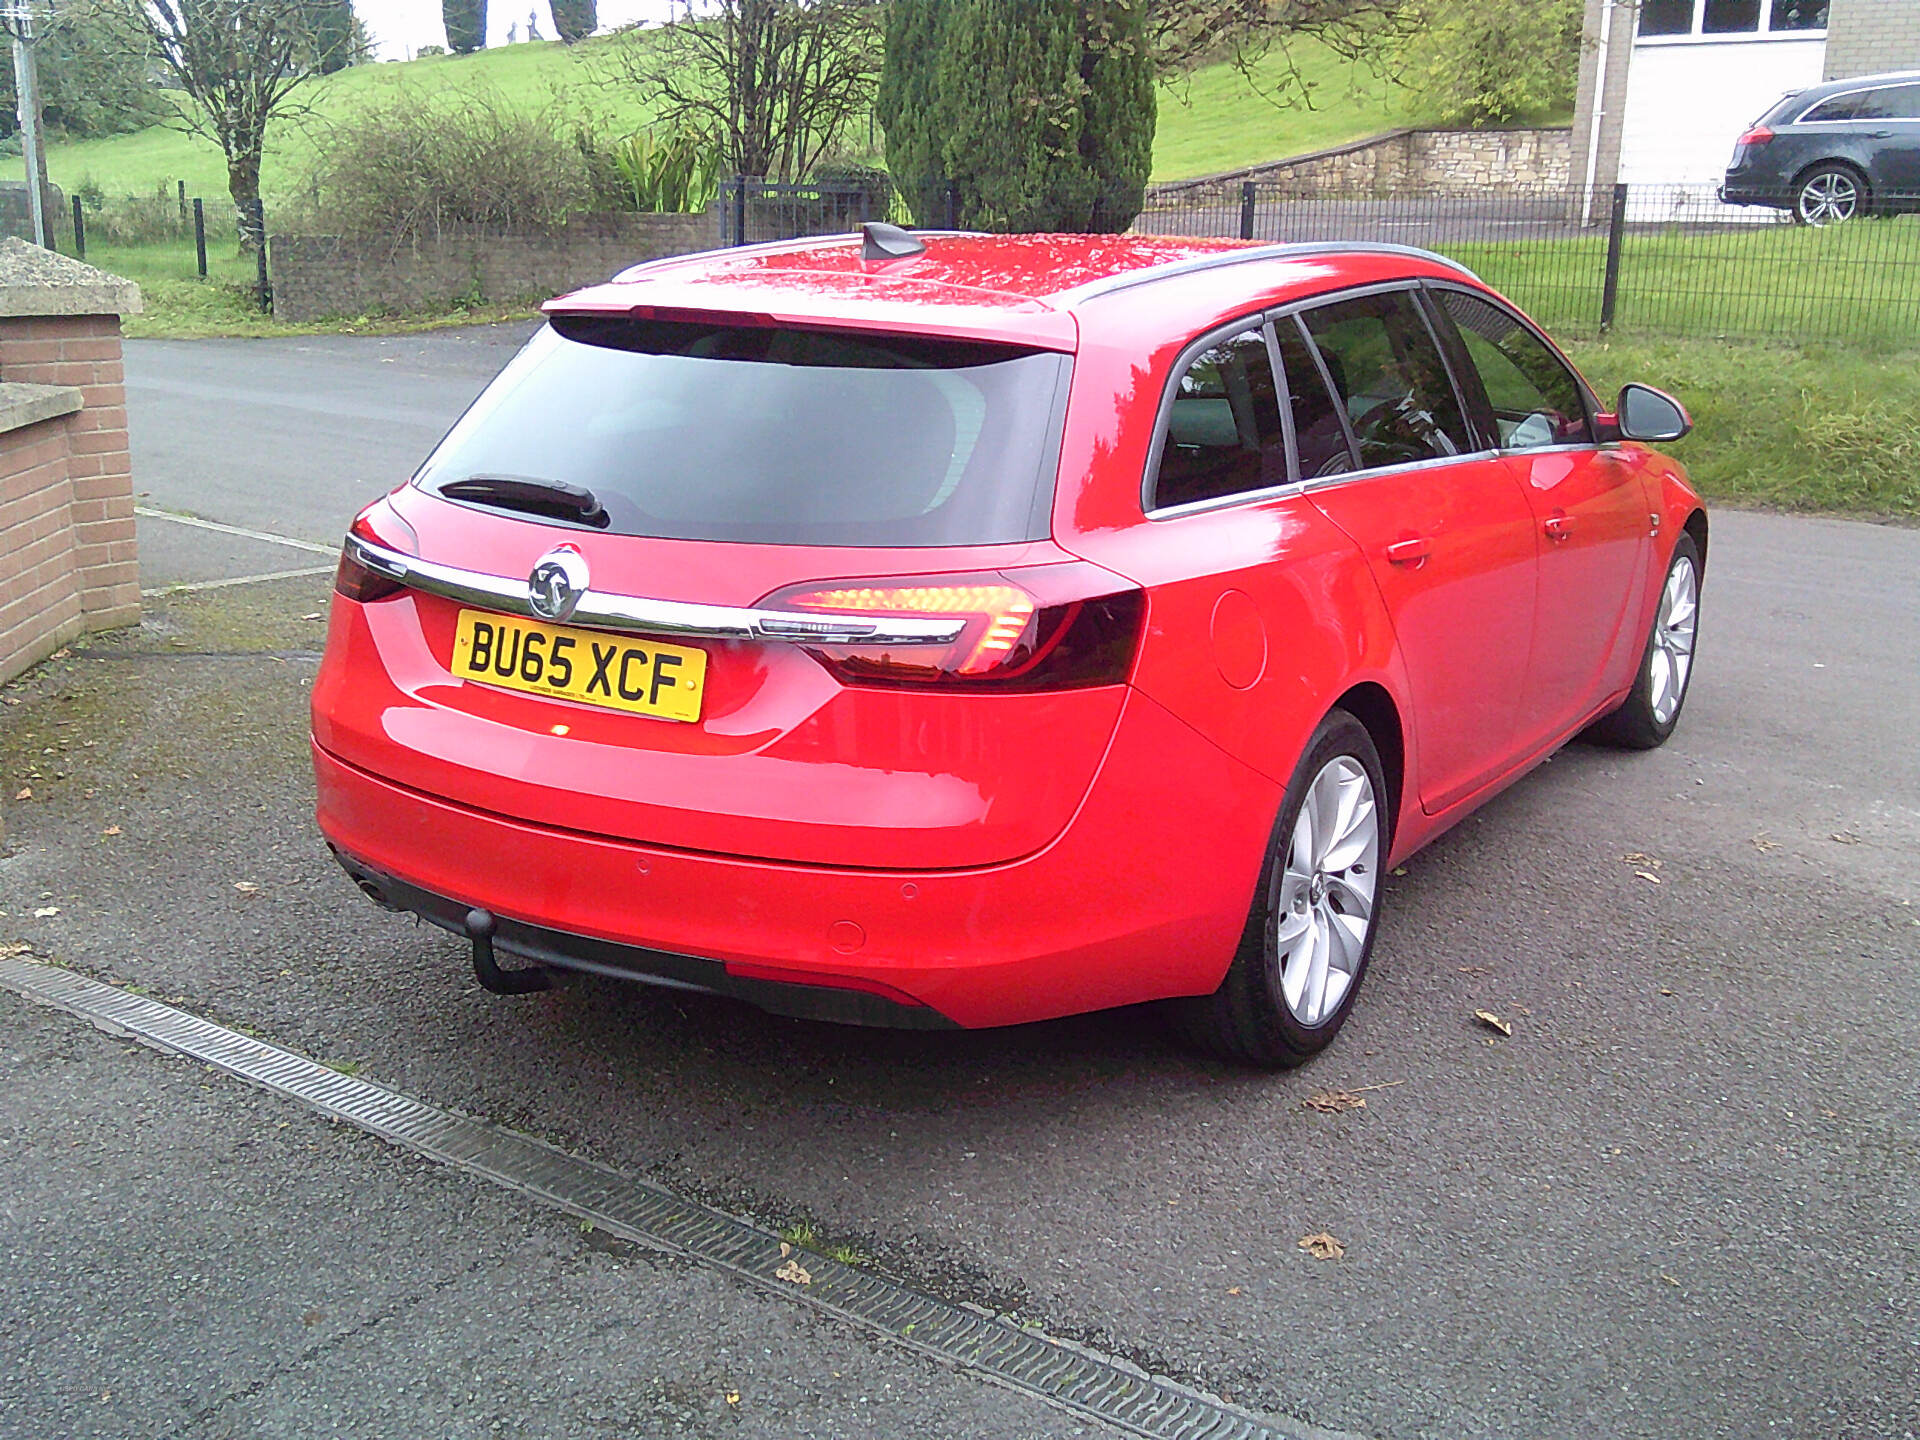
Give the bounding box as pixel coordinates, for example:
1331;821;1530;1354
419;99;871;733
1859;83;1920;196
1425;286;1650;750
1285;289;1540;815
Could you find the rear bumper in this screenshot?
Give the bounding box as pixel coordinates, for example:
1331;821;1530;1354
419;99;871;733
311;688;1280;1030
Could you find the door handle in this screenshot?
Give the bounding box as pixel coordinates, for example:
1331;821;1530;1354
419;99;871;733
1544;512;1573;542
1385;537;1432;565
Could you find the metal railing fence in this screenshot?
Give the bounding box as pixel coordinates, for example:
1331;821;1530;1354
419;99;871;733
1134;181;1920;344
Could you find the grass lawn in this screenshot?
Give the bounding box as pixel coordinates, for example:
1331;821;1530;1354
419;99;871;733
16;33;1489;206
1567;336;1920;520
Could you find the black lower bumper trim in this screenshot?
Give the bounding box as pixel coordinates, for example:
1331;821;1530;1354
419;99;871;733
330;848;960;1030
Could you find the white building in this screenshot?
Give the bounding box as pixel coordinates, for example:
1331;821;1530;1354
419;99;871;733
1572;0;1920;206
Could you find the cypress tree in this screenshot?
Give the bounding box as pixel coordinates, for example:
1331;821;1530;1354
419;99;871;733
443;0;487;55
882;0;1155;234
876;0;955;222
550;0;597;44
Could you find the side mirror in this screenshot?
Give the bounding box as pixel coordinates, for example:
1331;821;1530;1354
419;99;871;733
1615;383;1692;443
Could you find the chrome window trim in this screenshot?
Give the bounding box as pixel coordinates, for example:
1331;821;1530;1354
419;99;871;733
1142;279;1507;522
343;534;967;647
1793;79;1920;124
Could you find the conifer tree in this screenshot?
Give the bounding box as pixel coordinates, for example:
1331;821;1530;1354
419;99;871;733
550;0;596;44
443;0;486;54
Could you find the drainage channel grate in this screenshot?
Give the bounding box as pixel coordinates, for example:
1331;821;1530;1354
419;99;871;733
0;958;1321;1440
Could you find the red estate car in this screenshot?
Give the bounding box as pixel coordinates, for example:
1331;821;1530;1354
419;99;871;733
313;227;1705;1067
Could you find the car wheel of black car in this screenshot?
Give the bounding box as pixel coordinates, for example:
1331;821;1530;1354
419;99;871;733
1794;164;1868;226
1169;709;1388;1068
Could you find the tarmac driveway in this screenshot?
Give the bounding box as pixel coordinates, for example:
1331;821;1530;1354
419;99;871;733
2;328;1914;1440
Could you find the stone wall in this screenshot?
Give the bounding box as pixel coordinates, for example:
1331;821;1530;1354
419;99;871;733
0;243;141;690
1826;0;1920;79
1149;128;1574;203
270;211;721;324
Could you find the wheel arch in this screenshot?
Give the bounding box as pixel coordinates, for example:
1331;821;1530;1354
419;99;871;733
1332;681;1405;848
1683;507;1708;574
1793;157;1873;209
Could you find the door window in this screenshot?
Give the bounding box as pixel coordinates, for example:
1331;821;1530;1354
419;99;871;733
1298;291;1474;472
1150;327;1287;510
1432;290;1593;451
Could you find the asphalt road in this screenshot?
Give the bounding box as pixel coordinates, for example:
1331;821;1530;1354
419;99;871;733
5;327;1916;1439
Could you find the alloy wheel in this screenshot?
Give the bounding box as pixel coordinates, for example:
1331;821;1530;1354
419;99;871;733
1649;552;1699;727
1798;171;1860;226
1270;756;1380;1027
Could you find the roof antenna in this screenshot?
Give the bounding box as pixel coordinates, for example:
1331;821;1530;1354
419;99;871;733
861;221;926;262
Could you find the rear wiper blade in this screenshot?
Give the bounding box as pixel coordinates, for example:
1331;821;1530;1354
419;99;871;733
436;473;608;527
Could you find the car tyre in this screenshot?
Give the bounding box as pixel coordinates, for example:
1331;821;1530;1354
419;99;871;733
1793;164;1868;226
1586;532;1702;751
1169;709;1388;1068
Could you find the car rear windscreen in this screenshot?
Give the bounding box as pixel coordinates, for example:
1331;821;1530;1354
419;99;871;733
414;315;1072;546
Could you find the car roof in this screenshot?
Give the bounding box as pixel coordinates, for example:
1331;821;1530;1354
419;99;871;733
544;231;1484;351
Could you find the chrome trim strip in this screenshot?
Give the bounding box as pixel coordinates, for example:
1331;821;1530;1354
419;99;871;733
343;535;967;647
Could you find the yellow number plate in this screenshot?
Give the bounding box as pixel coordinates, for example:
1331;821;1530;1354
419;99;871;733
451;610;707;723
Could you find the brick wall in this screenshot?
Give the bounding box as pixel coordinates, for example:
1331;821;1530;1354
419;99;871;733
1149;128;1574;204
271;211;721;324
1825;0;1920;79
0;313;138;687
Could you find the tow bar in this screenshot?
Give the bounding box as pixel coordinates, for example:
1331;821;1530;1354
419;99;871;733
464;908;556;995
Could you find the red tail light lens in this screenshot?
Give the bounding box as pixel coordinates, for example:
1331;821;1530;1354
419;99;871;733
1737;125;1775;147
333;504;413;603
333;550;404;603
760;563;1144;691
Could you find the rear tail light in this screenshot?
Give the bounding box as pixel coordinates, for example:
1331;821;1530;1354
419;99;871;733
1737;125;1775;147
333;503;413;603
759;562;1144;691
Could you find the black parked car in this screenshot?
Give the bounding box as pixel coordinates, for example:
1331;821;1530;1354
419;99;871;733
1722;71;1920;225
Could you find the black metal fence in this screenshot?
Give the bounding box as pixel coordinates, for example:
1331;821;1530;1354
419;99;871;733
1135;181;1920;344
717;177;890;247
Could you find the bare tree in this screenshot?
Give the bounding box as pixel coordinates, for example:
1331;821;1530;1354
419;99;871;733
597;0;880;182
108;0;321;248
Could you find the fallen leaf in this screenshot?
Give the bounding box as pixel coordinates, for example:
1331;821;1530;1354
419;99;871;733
50;649;69;660
1390;866;1408;876
726;1392;740;1406
1623;853;1663;869
1298;1231;1345;1260
1474;1009;1513;1037
1226;1286;1242;1296
32;907;59;919
1750;831;1779;853
0;941;31;959
1634;871;1662;885
779;1242;792;1259
1659;988;1675;996
13;788;29;801
775;1258;812;1285
1305;1090;1367;1114
1659;1273;1680;1287
233;881;260;896
102;825;122;837
1830;831;1860;846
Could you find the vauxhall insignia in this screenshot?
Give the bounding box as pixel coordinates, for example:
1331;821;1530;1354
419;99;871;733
527;547;589;623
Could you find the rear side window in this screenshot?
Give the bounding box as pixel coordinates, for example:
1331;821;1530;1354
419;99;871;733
1150;327;1287;510
415;318;1071;546
1432;290;1592;451
1298;291;1474;471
